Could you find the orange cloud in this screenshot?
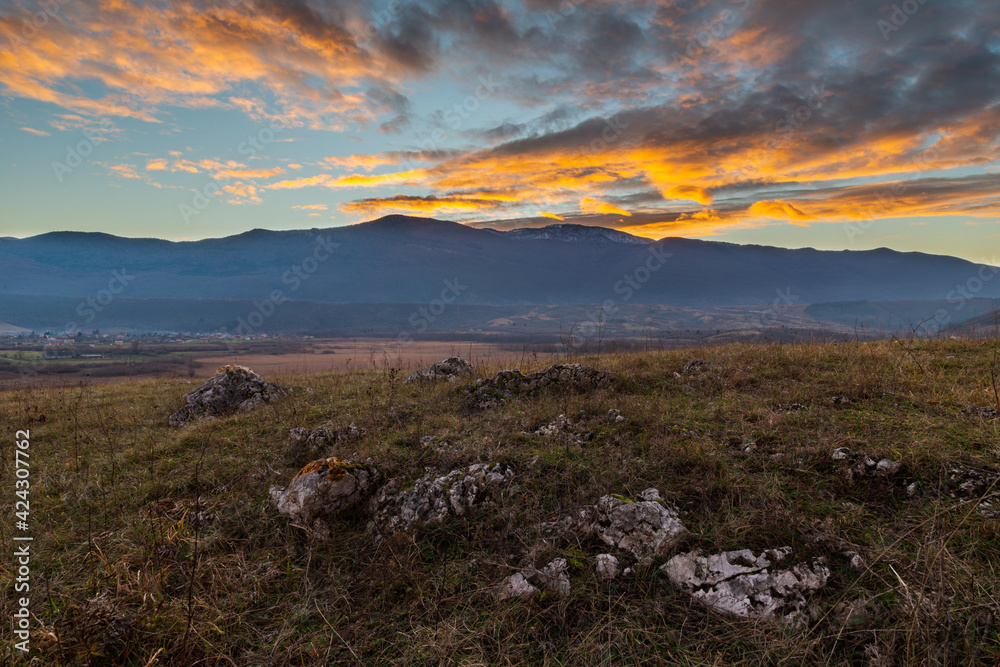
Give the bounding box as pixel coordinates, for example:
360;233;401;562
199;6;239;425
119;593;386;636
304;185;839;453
341;195;509;217
324;154;400;171
292;204;328;211
214;167;285;180
580;198;631;217
0;0;407;129
539;211;564;220
145;159;168;171
19;126;50;136
269;174;333;190
747;200;814;224
665;184;714;205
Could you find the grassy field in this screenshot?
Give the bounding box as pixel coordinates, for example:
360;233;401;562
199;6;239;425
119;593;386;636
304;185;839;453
2;339;999;665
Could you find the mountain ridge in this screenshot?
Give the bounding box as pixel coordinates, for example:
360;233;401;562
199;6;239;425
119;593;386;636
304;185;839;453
1;216;997;310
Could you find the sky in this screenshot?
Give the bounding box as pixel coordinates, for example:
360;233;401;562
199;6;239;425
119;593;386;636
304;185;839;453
0;0;998;263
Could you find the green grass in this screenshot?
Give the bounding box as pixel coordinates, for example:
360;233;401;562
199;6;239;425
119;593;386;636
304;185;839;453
2;339;1000;665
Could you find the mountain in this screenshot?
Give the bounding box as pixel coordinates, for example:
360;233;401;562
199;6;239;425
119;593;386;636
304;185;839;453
1;215;998;313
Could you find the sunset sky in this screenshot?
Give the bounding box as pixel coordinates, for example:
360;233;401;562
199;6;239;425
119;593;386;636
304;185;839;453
0;0;997;262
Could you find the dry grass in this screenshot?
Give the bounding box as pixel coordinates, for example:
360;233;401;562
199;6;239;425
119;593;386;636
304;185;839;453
2;339;999;665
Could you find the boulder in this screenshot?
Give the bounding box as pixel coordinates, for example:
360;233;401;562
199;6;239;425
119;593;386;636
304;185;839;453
663;547;829;626
368;463;514;537
590;489;688;560
169;365;289;426
466;364;611;410
269;457;381;526
537;488;687;561
404;357;474;383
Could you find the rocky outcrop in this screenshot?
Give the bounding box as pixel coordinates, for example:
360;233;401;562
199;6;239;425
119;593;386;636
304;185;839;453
831;447;903;482
168;365;289;426
466;364;612;410
663;547;829;626
269;457;381;526
962;405;998;419
682;359;709;373
368;463;514;537
286;424;365;460
540;488;687;561
405;357;475;384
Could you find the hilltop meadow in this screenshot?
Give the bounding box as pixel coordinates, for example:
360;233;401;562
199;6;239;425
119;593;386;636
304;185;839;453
2;339;999;665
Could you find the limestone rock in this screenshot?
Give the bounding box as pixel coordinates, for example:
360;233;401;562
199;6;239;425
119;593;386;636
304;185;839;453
169;365;289;426
682;359;709;373
405;357;474;384
534;414;592;444
269;457;381;526
591;490;688;560
368;463;514;537
595;554;620;580
497;572;538;600
498;558;571;600
962;405;999;420
831;447;903;482
663;547;829;626
536;488;686;561
466;364;611;410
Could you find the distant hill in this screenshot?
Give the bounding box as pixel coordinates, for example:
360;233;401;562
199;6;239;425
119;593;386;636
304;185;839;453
1;215;998;319
0;322;30;334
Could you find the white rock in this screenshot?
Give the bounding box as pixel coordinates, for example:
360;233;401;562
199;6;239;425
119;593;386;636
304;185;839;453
498;558;571;600
368;463;514;537
831;447;852;461
270;457;380;525
875;459;902;477
498;573;538;600
404;357;474;384
663;547;829;626
595;554;620;580
592;492;687;559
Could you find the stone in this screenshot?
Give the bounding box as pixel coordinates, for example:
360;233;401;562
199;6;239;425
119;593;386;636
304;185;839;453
534;488;687;561
607;408;625;422
169;365;289;426
368;463;514;537
663;547;829;626
595;554;620;580
875;459;902;477
962;405;998;419
270;457;381;526
832;447;903;482
404;357;474;384
498;558;571;600
466;364;612;410
682;359;709;373
533;414;592;444
590;490;687;560
497;572;538;600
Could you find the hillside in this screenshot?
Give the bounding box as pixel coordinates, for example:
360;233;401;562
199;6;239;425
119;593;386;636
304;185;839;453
3;340;999;665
